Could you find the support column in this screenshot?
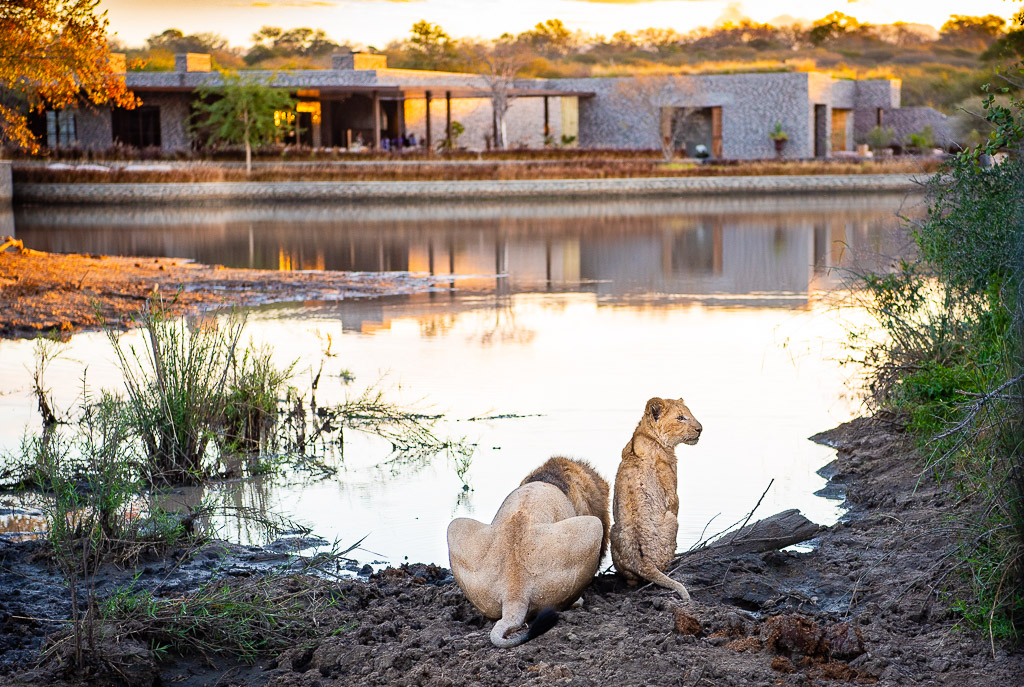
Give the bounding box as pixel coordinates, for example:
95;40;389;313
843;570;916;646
543;96;550;142
372;90;381;149
424;90;432;152
445;90;452;149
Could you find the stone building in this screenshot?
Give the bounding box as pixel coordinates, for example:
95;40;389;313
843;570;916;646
39;52;914;159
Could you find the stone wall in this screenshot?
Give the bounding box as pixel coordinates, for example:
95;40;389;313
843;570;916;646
882;107;955;148
141;93;193;152
75;106;113;150
13;174;924;206
551;73;818;159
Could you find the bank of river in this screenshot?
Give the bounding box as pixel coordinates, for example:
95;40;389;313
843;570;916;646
13;173;926;205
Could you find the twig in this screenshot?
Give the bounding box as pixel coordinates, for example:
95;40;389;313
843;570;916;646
934;373;1024;441
727;479;774;545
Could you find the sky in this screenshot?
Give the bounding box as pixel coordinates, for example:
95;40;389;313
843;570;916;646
99;0;1022;50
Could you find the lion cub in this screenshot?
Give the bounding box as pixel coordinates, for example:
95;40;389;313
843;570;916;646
610;397;702;600
447;457;609;647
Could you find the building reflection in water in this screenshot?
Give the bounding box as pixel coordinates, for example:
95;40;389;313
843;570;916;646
15;194;917;332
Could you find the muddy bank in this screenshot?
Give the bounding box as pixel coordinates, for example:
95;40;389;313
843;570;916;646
0;245;446;339
2;416;1022;686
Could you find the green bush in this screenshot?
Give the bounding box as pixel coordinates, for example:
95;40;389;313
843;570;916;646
854;61;1024;642
865;125;896;151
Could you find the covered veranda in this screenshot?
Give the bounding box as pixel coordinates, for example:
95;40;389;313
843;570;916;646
289;85;593;150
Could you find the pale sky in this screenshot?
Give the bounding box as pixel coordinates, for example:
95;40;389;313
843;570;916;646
99;0;1021;51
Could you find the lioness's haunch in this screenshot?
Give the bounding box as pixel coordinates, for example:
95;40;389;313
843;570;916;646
447;456;610;647
611;397;702;600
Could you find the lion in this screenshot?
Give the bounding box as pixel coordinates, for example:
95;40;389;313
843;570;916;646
610;397;702;600
447;456;609;647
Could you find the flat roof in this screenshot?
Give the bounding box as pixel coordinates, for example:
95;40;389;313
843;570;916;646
123;69;594;99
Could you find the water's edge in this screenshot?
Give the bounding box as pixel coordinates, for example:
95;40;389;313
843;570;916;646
14;173;926;205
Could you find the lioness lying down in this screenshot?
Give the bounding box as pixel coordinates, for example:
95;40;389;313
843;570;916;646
447;457;610;647
611;397;702;600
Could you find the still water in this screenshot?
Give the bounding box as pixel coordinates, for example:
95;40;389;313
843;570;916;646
1;193;918;566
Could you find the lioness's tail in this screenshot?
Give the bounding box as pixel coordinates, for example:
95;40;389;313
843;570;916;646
489;604;559;648
642;566;691;602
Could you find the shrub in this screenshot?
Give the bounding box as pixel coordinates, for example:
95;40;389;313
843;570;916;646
865;125;896;151
853;61;1024;643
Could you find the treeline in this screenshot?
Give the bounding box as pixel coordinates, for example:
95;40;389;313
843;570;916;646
112;12;1024;111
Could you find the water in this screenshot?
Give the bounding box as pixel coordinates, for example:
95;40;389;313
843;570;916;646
1;193;919;566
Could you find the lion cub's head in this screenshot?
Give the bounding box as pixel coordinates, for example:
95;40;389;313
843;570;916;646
642;397;702;448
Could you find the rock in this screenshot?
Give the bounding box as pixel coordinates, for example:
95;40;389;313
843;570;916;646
673;609;702;636
762;615;821;655
821;622;865;660
771;656;795;673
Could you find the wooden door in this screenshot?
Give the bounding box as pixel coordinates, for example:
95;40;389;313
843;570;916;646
711;107;722;158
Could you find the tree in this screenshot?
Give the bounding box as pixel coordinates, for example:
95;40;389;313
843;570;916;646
518;19;576;57
0;0;136;152
245;26;341;65
407;20;459;70
982;28;1024;61
469;40;529;150
616;75;702;161
808;12;860;46
146;28;228;54
939;14;1006;50
190;71;295;173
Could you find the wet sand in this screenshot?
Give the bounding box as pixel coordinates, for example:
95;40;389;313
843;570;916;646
0;245;444;339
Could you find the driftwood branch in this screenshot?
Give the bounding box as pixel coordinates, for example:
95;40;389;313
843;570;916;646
670;509;823;569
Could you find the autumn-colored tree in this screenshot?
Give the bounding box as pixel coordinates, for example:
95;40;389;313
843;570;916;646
808;12;860;46
190;71;295;173
0;0;136;152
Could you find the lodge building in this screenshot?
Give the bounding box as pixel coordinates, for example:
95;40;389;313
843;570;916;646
37;51;939;159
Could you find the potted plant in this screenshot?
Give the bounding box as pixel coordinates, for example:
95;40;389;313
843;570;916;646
769;122;789;158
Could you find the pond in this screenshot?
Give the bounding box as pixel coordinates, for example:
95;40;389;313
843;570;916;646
0;193;919;567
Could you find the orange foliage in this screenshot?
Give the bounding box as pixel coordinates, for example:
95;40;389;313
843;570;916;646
0;0;137;151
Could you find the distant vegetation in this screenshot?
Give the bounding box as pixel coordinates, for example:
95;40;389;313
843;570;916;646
112;12;1024;112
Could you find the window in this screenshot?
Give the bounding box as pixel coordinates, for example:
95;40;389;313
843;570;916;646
45;110;77;148
112;106;161;148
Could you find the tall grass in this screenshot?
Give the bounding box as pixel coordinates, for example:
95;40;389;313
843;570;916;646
109;302;245;483
222;343;294;457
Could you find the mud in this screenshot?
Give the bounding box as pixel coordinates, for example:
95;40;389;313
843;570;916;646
0;246;446;338
2;416;1023;686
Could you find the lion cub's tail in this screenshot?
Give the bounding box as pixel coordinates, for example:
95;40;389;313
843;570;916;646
489;604;559;648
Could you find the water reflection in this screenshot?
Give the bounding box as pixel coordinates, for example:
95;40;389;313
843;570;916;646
14;194;919;307
3;194;919;566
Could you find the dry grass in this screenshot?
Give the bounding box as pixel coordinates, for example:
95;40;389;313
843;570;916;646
13;156;941;184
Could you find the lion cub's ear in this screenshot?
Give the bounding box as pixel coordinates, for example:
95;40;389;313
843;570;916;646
646;397;666;422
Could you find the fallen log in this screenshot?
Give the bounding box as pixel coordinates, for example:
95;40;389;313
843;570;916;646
671;509;823;567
